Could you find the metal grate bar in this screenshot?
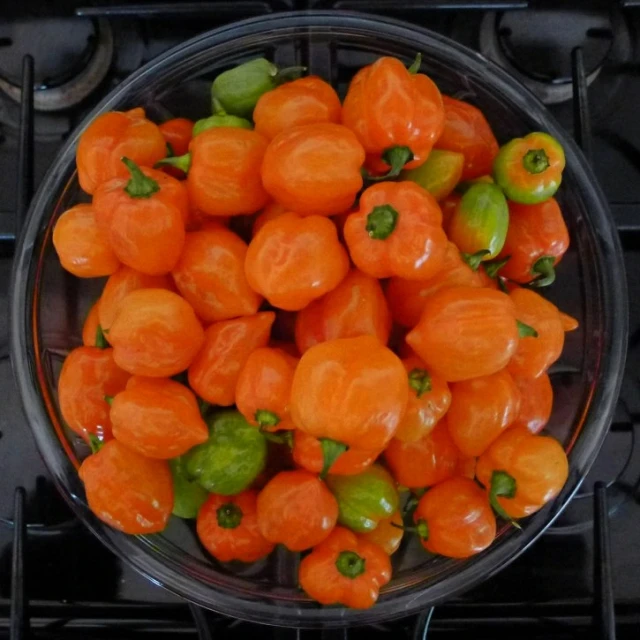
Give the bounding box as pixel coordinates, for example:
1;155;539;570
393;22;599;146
75;2;285;17
15;55;34;241
594;483;617;640
571;47;593;162
10;488;28;640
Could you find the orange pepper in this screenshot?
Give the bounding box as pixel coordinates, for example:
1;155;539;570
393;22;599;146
406;287;519;382
395;355;451;443
82;301;103;347
52;204;120;278
360;511;404;555
299;526;391;609
76;108;166;195
110;376;208;459
435;96;499;181
446;369;521;457
92;159;188;275
440;192;461;230
158;117;193;156
290;336;408;452
511;372;553;434
261;123;365;216
344;182;447;280
256;470;338;551
384;419;460;489
245;213;349;311
253;76;341;140
79;439;173;534
476;426;569;519
294;268;391;354
187;127;270;217
98;266;174;332
386;241;483;328
342;56;444;175
235;347;298;431
196;490;275;563
252;202;287;237
292;430;381;476
172;226;262;324
188;312;275;406
560;311;579;332
58;346;130;442
508;288;565;379
413;477;496;558
108;288;204;377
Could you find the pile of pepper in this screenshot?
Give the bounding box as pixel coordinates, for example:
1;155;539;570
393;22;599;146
54;54;575;609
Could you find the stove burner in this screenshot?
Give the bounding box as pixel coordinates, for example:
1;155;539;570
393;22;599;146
0;17;113;112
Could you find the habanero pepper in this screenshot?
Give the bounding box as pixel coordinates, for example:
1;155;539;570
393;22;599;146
360;511;404;555
511;372;553;435
159;117;194;156
401;149;465;201
170;456;208;519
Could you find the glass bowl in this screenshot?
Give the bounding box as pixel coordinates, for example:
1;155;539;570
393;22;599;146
10;11;627;629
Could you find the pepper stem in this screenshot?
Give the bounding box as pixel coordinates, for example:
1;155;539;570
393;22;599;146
407;53;422;74
95;325;109;349
319;438;348;479
122;157;160;199
391;517;429;540
255;409;281;429
408;368;432;398
275;65;308;85
381;145;414;177
155;152;192;174
212;97;227;116
530;255;556;288
216;503;243;529
260;428;293;448
366;204;399;240
198;398;211;418
335;550;366;579
522;148;550;175
489;470;522;529
88;434;104;454
517;320;539;338
484;256;510;279
104;395;114;406
461;249;491;271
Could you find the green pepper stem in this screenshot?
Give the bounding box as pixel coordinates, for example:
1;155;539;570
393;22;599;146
530;255;556;288
104;395;114;406
407;53;422;74
391;517;429;540
366;204;399;240
335;550;366;579
121;157;160;199
319;438;348;479
95;325;109;349
381;145;414;178
216;503;243;529
260;428;293;448
197;398;211;418
255;409;281;429
408;368;432;398
517;320;539;338
522;148;550;175
489;470;522;530
155;152;192;174
461;249;491;271
165;141;175;157
484;256;510;279
88;434;104;454
212;97;227;116
275;65;308;85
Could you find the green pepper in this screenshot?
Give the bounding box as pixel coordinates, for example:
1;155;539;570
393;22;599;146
401;150;465;201
326;464;399;533
184;410;267;496
493;132;565;204
447;182;509;262
170;457;208;519
192;99;253;137
211;58;306;118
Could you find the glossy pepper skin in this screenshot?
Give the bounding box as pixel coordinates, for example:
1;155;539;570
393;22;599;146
254;76;342;140
497;198;569;287
511;372;553;434
401;149;465;201
447;182;509;261
344;182;447;281
261;123;365;216
58;347;130;443
406;287;519;382
92;160;188;275
82;302;104;348
235;347;298;431
110;376;208;459
245;213;349;311
435;96;499;181
413;477;496;558
108;288;204;378
493;132;565;204
294;269;391;354
196;491;275;563
172;226;262;324
290;336;409;452
188;312;275;406
342;56;444;175
446;369;521;457
184;410;267;495
257;470;338;551
159;118;193;156
384;419;461;489
326;464;399;533
395;355;451;443
76;108;166;195
508;288;565;379
53;204;120;278
299;527;391;609
187;127;270;217
476;426;569;519
386;241;483;328
361;511;403;555
170;457;208;519
79;439;173;534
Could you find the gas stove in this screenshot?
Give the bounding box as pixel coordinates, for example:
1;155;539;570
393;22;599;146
1;1;640;638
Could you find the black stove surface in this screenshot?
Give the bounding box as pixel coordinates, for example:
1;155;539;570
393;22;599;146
1;1;640;638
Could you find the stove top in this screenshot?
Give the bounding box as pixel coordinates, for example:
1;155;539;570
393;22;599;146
1;1;640;638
